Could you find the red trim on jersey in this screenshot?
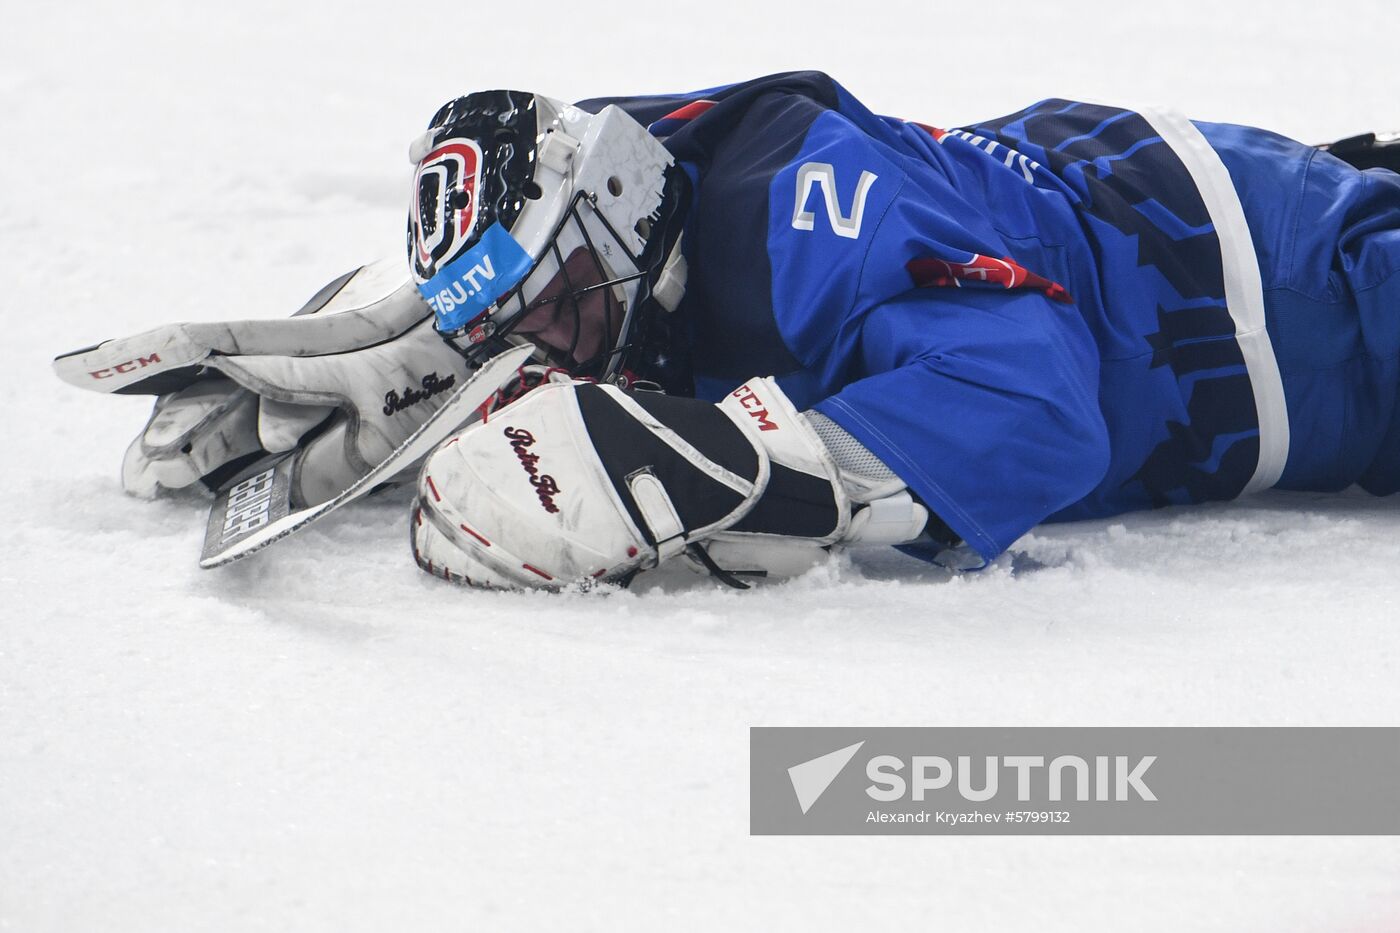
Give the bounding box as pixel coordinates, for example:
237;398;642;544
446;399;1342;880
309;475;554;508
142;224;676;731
906;254;1073;304
908;121;948;142
660;99;717;121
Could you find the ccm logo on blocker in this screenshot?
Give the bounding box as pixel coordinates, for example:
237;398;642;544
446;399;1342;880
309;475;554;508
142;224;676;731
89;352;161;379
731;384;779;432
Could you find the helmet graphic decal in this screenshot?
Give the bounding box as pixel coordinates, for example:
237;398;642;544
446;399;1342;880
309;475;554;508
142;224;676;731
411;138;484;282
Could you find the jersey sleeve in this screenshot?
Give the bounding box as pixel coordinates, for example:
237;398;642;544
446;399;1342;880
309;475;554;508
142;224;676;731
573;72;845;153
812;287;1110;562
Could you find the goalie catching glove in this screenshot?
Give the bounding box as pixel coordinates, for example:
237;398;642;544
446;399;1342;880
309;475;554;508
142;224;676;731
410;377;933;589
52;258;481;507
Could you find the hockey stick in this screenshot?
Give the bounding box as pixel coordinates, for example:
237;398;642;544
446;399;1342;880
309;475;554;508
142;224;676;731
198;344;535;568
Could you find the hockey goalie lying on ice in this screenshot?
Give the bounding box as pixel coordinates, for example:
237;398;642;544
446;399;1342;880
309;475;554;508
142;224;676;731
54;72;1400;590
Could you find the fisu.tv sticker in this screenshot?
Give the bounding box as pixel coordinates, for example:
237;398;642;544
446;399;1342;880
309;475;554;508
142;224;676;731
419;222;535;333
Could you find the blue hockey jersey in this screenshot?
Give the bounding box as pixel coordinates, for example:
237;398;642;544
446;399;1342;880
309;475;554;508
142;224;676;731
578;72;1400;562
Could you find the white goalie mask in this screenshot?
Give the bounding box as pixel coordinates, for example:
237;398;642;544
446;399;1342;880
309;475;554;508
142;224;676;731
407;90;690;388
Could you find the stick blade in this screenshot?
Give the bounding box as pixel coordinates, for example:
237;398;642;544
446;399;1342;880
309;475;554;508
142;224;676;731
200;452;298;566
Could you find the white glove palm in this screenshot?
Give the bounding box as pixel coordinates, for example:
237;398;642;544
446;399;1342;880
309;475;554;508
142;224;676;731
410;377;930;590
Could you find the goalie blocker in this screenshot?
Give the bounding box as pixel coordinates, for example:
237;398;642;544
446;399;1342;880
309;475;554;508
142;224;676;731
411;377;936;589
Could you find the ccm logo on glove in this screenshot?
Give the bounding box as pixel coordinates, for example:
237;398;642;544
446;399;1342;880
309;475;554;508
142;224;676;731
504;427;563;514
89;353;161;379
731;384;779;432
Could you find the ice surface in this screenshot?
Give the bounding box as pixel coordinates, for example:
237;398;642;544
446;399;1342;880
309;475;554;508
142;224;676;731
3;1;1399;929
